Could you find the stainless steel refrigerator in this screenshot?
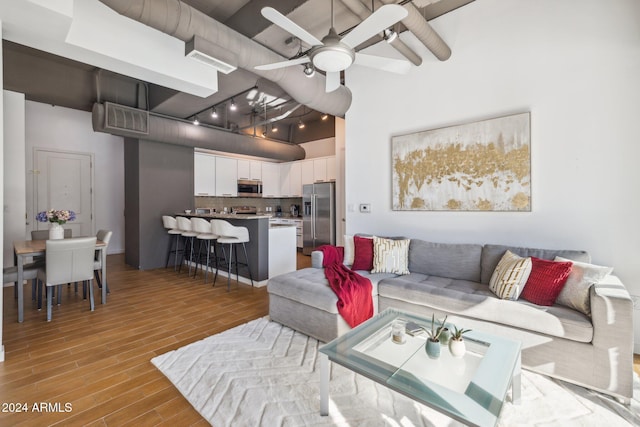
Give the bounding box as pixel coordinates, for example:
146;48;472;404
303;182;336;255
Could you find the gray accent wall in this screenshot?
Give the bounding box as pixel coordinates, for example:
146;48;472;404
125;137;194;269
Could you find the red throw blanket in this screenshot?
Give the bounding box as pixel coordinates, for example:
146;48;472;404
317;245;373;328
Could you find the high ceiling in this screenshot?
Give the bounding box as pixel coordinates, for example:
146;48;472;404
2;0;473;145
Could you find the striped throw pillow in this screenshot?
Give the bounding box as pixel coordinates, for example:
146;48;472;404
371;237;410;275
489;250;533;300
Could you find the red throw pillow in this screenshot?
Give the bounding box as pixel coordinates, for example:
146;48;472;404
521;257;573;306
351;236;374;271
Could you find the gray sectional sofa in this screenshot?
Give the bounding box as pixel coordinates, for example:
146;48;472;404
267;238;634;403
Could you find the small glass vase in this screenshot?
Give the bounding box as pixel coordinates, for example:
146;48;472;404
425;339;441;359
49;222;64;240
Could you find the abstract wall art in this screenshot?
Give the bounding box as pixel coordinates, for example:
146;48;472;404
392;112;531;211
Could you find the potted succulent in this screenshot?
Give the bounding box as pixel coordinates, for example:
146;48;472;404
425;314;447;359
449;325;472;358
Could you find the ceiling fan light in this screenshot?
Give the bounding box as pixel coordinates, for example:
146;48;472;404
303;63;315;78
312;49;354;72
383;28;397;43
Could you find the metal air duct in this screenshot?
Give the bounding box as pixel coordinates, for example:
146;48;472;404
97;0;352;116
376;0;451;61
92;102;306;161
340;0;422;66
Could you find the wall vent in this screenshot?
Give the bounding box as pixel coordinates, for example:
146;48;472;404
104;102;149;135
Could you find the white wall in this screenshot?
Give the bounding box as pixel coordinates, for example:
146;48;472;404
300;137;335;158
344;0;640;348
3;91;26;266
25;102;125;254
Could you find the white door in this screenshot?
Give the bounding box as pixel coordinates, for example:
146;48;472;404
34;149;94;237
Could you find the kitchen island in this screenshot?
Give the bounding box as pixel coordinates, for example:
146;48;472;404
176;212;296;286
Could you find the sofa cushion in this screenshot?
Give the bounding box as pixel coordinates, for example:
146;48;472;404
408;239;483;282
554;256;613;316
372;236;410;275
480;244;591;284
520;257;573;306
352;236;374;271
378;274;593;342
267;268;396;314
489;250;532;300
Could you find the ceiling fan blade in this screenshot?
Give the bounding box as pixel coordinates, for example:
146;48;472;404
325;72;340;92
342;4;408;49
255;56;310;71
354;53;411;74
261;7;323;47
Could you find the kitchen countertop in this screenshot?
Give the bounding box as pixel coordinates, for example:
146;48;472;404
177;212;271;220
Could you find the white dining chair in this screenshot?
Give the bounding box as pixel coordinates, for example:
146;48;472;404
36;237;97;321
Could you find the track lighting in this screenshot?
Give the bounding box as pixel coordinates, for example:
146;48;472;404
383;28;397;43
271;125;278;133
303;63;315;78
321;114;328;121
192;116;199;125
230;98;237;111
298;120;305;129
211;107;218;118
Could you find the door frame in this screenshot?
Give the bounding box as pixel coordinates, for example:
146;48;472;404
28;147;95;238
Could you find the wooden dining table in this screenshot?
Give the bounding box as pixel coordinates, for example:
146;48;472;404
13;238;107;323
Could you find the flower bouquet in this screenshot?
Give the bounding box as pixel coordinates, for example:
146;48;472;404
36;209;76;225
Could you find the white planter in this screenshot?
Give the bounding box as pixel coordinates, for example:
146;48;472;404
449;338;466;358
49;223;64;240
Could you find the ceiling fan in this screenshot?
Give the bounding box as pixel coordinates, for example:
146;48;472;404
255;1;411;92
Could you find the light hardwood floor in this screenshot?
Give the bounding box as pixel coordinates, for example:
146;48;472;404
1;253;637;425
0;254;282;426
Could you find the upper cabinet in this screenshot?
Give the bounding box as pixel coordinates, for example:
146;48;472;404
262;162;279;198
237;159;262;181
215;157;238;197
195;153;335;198
289;162;302;197
194;152;216;196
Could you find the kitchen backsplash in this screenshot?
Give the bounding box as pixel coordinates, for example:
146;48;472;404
195;196;302;216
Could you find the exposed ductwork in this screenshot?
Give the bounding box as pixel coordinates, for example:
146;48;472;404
376;0;452;61
92;102;306;161
340;0;422;66
97;0;352;117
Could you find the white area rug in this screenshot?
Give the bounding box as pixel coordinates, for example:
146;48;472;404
151;317;639;426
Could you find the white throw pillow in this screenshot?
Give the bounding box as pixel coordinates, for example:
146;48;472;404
489;250;532;300
554;256;613;316
371;236;410;275
343;235;354;266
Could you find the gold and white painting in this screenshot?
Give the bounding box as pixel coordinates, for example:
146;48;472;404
392;112;531;211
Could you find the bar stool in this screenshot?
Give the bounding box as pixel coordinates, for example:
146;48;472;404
162;216;183;270
211;219;253;291
176;217;199;275
191;217;219;284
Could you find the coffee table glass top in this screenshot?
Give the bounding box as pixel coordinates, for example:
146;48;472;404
319;308;521;427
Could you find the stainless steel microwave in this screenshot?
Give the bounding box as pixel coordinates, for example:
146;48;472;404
237;180;262;198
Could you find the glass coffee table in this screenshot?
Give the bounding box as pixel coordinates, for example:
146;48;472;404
319;308;521;427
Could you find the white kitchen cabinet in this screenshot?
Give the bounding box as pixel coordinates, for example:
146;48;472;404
289;162;302;197
313;158;327;182
215;156;238;197
238;159;262;181
262;162;280;198
279;163;291;197
300;159;314;186
326;156;336;181
194;152;216;196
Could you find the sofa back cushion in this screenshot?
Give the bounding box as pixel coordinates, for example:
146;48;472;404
408;239;483;282
480;244;590;284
